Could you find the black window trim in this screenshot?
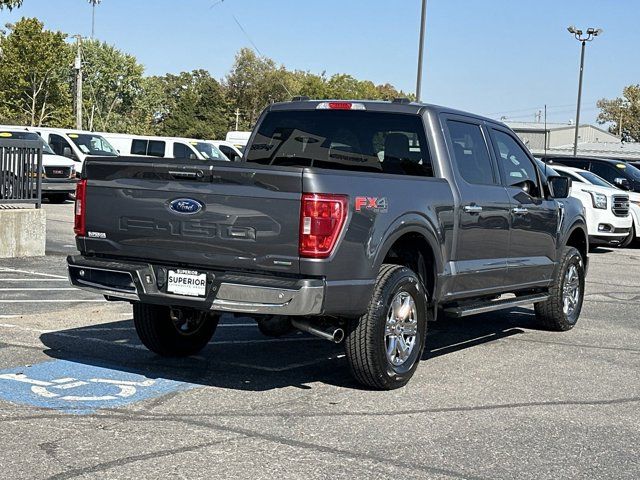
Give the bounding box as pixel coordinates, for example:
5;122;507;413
488;125;543;196
442;114;499;186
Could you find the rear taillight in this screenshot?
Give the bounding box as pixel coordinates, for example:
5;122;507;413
299;193;348;258
74;179;87;236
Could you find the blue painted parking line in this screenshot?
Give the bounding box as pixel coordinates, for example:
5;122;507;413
0;360;194;414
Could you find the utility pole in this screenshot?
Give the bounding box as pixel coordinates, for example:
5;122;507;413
73;36;83;130
88;0;101;39
234;108;240;131
567;26;602;156
415;0;427;101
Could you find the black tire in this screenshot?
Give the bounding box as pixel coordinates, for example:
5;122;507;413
344;264;428;390
619;225;636;248
534;246;585;331
0;174;16;199
133;303;219;357
46;193;68;204
257;316;293;337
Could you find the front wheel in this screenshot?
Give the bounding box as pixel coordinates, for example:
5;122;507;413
344;264;428;390
619;225;637;248
133;303;219;356
534;246;585;331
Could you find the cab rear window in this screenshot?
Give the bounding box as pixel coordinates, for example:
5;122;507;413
246;110;433;177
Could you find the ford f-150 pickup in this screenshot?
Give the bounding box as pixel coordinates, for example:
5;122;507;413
67;99;589;389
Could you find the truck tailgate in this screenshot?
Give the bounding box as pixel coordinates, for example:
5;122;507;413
82;159;302;274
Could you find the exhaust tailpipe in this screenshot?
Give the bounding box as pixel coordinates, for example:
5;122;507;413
291;319;344;344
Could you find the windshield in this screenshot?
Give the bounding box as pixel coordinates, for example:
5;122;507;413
616;162;640;180
67;133;118;156
0;130;55;154
577;170;614;188
191;141;227;161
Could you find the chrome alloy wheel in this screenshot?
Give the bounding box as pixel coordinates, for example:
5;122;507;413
562;264;580;317
384;291;418;366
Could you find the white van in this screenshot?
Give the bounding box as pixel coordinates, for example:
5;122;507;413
225;131;251;151
207;140;242;161
0;128;77;203
23;127;119;165
98;133;228;162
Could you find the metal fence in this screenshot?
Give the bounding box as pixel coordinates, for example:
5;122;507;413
0;139;43;208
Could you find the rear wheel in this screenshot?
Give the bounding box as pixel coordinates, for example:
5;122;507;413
133;303;219;356
534;246;585;331
45;193;68;204
344;264;428;390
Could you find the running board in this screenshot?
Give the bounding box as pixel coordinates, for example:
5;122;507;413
444;293;549;318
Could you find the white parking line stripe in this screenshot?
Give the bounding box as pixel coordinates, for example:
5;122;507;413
0;288;77;291
211;337;321;345
0;315;19;319
0;267;67;279
0;299;104;303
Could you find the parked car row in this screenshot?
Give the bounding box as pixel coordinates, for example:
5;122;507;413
539;155;640;248
0;129;77;203
0;125;248;202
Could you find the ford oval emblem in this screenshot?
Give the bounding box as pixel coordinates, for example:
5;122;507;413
169;198;203;215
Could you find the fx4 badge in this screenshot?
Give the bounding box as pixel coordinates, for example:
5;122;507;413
355;197;388;213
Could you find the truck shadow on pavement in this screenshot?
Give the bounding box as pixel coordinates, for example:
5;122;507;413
39;308;536;391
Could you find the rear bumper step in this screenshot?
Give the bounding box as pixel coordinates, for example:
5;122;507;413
444;293;549;318
67;255;324;316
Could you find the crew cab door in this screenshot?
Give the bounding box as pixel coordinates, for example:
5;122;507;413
443;117;511;296
488;127;558;286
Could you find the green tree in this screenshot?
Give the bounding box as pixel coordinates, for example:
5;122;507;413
152;70;229;139
0;18;73;126
81;39;145;132
597;85;640;142
0;0;23;11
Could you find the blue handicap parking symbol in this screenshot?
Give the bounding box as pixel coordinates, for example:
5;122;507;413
0;360;194;414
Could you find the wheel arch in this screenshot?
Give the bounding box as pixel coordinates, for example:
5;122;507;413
374;218;443;305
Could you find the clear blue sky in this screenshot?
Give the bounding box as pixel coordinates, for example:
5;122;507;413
3;0;638;124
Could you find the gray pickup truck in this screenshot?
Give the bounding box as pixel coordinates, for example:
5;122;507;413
68;99;588;389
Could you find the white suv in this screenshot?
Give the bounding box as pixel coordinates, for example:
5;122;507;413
549;164;632;247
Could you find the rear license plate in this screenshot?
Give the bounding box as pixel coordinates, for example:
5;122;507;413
167;270;207;297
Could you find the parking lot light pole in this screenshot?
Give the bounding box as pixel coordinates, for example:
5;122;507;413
567;26;602;156
415;0;427;102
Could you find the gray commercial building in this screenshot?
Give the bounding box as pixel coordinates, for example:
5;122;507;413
507;121;640;160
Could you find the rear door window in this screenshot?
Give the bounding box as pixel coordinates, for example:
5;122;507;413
446;120;495;185
147;140;165;157
131;139;147;155
246;110;433;177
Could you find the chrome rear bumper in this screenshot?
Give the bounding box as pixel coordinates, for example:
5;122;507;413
67;256;324;316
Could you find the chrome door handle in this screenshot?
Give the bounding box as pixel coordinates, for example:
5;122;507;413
463;205;483;213
512;207;529;215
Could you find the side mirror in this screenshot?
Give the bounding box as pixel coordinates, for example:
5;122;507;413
614;177;631;190
233;155;241;162
189;153;197;160
547;176;570;199
62;146;73;158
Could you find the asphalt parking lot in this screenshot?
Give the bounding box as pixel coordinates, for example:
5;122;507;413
0;201;638;479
